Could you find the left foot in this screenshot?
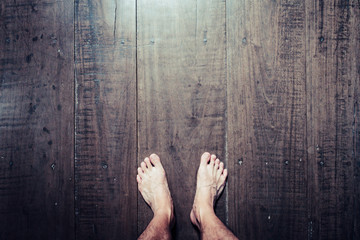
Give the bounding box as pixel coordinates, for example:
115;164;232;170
137;153;174;226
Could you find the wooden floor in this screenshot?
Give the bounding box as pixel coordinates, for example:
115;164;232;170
0;0;359;239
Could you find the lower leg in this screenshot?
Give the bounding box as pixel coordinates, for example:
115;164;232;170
138;211;172;240
137;154;174;240
191;210;237;239
191;152;238;240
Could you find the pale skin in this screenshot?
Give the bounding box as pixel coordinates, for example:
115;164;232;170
136;152;238;240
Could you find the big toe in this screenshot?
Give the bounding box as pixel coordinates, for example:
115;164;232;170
150;153;163;168
200;152;210;165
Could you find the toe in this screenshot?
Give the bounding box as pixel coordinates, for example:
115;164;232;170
141;161;147;172
216;163;224;180
149;153;163;169
214;159;220;175
136;175;142;183
221;169;228;181
137;167;144;177
209;154;216;166
217;169;228;194
219;162;224;173
144;157;153;169
200;152;211;165
219;162;224;169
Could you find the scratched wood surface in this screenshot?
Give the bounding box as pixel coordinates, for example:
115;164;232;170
0;0;74;239
0;0;359;239
305;0;360;239
227;0;309;239
74;0;137;239
137;0;227;238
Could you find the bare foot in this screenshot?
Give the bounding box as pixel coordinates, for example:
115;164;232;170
137;153;174;226
190;152;228;229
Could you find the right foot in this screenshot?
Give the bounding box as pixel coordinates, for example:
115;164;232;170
137;153;174;226
190;152;228;229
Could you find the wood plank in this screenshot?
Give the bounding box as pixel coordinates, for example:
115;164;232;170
227;0;308;239
137;0;226;238
305;0;360;239
74;0;137;238
0;0;74;239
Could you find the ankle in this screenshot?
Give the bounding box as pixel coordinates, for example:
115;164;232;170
198;210;217;231
193;204;215;225
154;207;173;225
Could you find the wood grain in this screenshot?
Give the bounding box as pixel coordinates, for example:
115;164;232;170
74;0;137;239
227;0;308;239
0;0;74;239
0;1;359;239
305;0;360;239
137;0;226;238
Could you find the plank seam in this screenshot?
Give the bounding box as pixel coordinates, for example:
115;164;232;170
224;0;229;227
135;0;139;237
304;2;310;240
73;0;77;239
